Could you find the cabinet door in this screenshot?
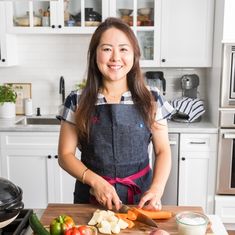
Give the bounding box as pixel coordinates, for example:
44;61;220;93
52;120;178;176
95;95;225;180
59;0;107;33
5;1;58;33
110;0;161;67
54;154;76;203
0;2;17;66
178;151;210;210
161;0;214;67
1;148;52;208
5;0;108;34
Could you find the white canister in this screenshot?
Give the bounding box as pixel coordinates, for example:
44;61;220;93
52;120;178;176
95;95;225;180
24;98;33;116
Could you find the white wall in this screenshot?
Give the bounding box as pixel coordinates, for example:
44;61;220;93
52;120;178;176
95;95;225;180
0;34;208;117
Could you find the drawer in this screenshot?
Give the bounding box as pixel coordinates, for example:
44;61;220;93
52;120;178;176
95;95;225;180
1;132;59;148
215;195;235;223
180;134;217;152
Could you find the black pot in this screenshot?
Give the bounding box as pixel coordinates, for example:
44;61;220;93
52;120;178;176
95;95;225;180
71;8;102;23
0;178;24;228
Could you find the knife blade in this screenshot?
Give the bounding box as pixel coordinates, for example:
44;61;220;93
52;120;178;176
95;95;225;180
119;204;158;228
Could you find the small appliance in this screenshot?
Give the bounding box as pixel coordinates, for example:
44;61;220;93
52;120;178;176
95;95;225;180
145;71;166;95
171;74;205;123
181;74;199;98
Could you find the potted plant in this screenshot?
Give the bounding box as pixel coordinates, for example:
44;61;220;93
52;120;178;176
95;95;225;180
0;84;17;118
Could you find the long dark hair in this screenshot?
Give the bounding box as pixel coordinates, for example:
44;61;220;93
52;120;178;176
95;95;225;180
76;17;155;140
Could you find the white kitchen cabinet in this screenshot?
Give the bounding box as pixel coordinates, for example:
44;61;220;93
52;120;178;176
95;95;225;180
178;133;217;214
0;2;17;67
223;0;235;43
160;0;214;67
5;0;109;34
0;132;76;209
2;0;214;67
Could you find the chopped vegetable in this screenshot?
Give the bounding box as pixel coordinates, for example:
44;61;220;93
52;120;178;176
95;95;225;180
131;208;172;220
88;209;129;234
127;210;137;221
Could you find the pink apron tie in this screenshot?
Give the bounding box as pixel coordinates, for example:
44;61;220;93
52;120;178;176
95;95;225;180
102;165;150;204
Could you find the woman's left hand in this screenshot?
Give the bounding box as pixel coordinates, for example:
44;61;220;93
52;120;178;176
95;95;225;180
137;189;162;211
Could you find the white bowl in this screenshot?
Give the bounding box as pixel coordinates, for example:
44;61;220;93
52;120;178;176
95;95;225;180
137;7;152;16
176;211;209;235
118;9;133;16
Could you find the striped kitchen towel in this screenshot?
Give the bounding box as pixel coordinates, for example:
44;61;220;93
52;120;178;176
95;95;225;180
171;97;205;122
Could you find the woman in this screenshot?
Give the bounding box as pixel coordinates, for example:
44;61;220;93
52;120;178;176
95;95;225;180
57;17;174;211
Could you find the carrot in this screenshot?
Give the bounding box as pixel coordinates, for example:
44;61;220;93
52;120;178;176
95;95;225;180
122;218;135;228
132;208;172;220
115;213;128;219
127;210;137;221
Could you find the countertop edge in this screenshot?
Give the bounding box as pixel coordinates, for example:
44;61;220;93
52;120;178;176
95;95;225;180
0;116;218;133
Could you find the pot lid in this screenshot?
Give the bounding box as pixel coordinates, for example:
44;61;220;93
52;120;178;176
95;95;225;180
0;178;22;208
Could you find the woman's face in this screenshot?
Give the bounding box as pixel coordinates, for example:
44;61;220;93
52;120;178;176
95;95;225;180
96;28;134;82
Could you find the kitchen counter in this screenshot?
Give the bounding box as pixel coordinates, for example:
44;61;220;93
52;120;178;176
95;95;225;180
168;120;218;134
25;204;228;235
0;115;60;132
0;116;217;133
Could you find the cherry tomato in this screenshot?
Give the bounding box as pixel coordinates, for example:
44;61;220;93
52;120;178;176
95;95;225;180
77;226;94;235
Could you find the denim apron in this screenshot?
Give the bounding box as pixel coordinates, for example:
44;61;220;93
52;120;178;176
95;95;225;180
74;104;152;204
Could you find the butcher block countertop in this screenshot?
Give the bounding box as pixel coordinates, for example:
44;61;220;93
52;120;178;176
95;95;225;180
39;203;215;235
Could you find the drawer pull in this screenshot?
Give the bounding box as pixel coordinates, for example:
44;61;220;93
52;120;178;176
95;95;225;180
54;155;58;159
48;155;52;159
189;141;206;145
181;157;186;161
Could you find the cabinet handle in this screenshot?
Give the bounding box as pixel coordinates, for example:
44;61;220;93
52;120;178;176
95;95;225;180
1;59;5;62
51;25;55;28
189;141;206;145
48;155;52;159
54;155;58;159
58;25;62;28
169;140;177;145
181;157;186;161
161;59;166;62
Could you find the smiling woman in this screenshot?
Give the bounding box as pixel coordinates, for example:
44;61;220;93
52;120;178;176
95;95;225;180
57;17;174;211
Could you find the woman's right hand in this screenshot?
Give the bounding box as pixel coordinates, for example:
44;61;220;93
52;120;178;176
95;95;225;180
90;181;121;211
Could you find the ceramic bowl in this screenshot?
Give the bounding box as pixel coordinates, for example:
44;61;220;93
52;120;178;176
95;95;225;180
176;211;209;235
118;9;133;16
137;7;152;16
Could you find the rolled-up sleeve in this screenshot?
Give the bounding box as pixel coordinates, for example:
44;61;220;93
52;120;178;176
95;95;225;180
56;90;81;125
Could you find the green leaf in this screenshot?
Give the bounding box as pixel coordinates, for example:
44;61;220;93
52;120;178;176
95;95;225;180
0;84;17;104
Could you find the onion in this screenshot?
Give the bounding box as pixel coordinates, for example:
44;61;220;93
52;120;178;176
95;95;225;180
149;229;170;235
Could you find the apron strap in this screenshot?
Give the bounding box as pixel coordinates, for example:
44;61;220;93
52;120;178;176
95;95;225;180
102;165;150;204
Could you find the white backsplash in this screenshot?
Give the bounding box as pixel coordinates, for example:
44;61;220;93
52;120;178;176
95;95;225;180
0;35;207;116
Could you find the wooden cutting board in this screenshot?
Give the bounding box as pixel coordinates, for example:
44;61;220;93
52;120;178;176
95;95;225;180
40;203;213;234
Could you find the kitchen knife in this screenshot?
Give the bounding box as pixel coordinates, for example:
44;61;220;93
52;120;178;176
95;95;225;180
119;204;158;228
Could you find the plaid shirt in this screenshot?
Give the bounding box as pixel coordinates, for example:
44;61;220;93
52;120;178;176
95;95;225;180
57;86;174;125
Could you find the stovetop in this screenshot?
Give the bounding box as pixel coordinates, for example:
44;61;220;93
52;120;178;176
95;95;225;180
0;209;33;235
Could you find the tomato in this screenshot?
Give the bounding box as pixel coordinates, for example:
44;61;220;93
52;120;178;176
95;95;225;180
77;226;94;235
64;227;81;235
